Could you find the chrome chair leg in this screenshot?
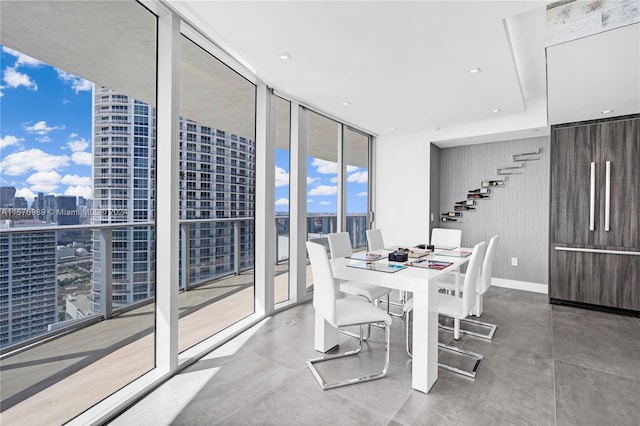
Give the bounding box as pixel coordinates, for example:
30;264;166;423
406;309;483;378
438;316;497;340
306;322;391;390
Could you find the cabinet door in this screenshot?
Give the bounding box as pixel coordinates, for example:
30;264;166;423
550;245;640;311
597;117;640;248
550;125;598;245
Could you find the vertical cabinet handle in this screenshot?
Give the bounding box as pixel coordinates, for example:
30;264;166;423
605;161;611;231
589;162;596;231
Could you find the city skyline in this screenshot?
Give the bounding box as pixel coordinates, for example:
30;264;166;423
1;45;369;215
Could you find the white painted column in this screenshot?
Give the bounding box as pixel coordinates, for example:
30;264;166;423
155;11;180;374
254;84;275;316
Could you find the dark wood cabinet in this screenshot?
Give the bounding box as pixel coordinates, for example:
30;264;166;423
597;118;640;248
550;115;640;313
550;245;640;311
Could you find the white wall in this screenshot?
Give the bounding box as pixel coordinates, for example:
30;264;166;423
375;131;431;247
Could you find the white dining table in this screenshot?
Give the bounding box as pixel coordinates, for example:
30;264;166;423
322;248;472;394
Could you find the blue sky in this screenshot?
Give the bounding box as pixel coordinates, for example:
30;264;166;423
1;45;93;202
1;45;368;214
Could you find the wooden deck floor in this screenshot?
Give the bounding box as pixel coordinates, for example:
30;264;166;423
0;265;300;425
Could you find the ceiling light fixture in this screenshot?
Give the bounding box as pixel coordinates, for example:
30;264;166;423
601;109;614;114
389;127;396;131
343;101;351;106
279;53;291;60
492;108;501;113
468;67;482;74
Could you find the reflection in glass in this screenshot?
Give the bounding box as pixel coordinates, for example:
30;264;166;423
178;35;256;352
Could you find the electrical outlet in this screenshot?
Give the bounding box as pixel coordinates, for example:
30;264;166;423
511;257;518;266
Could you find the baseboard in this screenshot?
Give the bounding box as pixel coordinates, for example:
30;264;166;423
491;278;548;294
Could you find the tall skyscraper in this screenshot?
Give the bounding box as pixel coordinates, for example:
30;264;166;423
91;86;255;312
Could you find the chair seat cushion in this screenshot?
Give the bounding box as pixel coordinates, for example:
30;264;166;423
437;292;464;318
335;298;392;327
340;281;391;302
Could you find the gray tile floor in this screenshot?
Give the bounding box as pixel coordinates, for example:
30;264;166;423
111;287;640;426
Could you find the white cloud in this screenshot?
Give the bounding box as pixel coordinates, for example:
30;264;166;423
67;138;89;152
56;69;92;93
62;99;71;105
71;151;92;166
64;185;93;199
357;191;368;197
25;120;64;135
15;188;36;203
311;158;338;174
275;166;289;187
275;198;289;206
0;149;70;175
0;135;22;149
27;171;62;193
3;67;37;91
311;158;359;175
307;199;313;203
330;176;338;184
308;185;337;196
347;170;368;184
2;47;44;67
0;85;4;97
61;174;91;186
319;201;331;206
307;176;318;185
36;136;52;143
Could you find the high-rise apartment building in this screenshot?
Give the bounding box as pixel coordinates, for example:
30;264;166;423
91;86;255;311
0;187;16;208
0;222;57;347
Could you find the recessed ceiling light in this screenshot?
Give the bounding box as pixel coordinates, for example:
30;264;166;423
468;67;482;74
343;101;351;106
279;53;291;60
389;127;396;131
492;108;501;113
601;109;614;114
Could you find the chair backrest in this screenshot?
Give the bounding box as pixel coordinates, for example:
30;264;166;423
366;229;385;251
306;241;337;327
327;232;353;259
430;228;462;249
478;235;499;295
461;241;486;317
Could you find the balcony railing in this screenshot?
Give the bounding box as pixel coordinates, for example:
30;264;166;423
0;213;366;424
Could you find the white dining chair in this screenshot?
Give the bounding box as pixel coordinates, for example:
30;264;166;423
366;228;407;318
327;232;392;313
437;235;499;340
305;241;392;390
404;240;486;378
430;228;462;249
365;228;385;251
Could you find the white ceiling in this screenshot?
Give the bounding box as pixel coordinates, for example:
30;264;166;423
169;0;553;145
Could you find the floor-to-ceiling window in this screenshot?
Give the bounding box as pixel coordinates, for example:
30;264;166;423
305;111;340;288
0;1;157;424
274;96;291;305
345;128;370;250
177;34;257;351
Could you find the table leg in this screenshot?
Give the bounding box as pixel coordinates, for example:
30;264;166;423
411;283;439;393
